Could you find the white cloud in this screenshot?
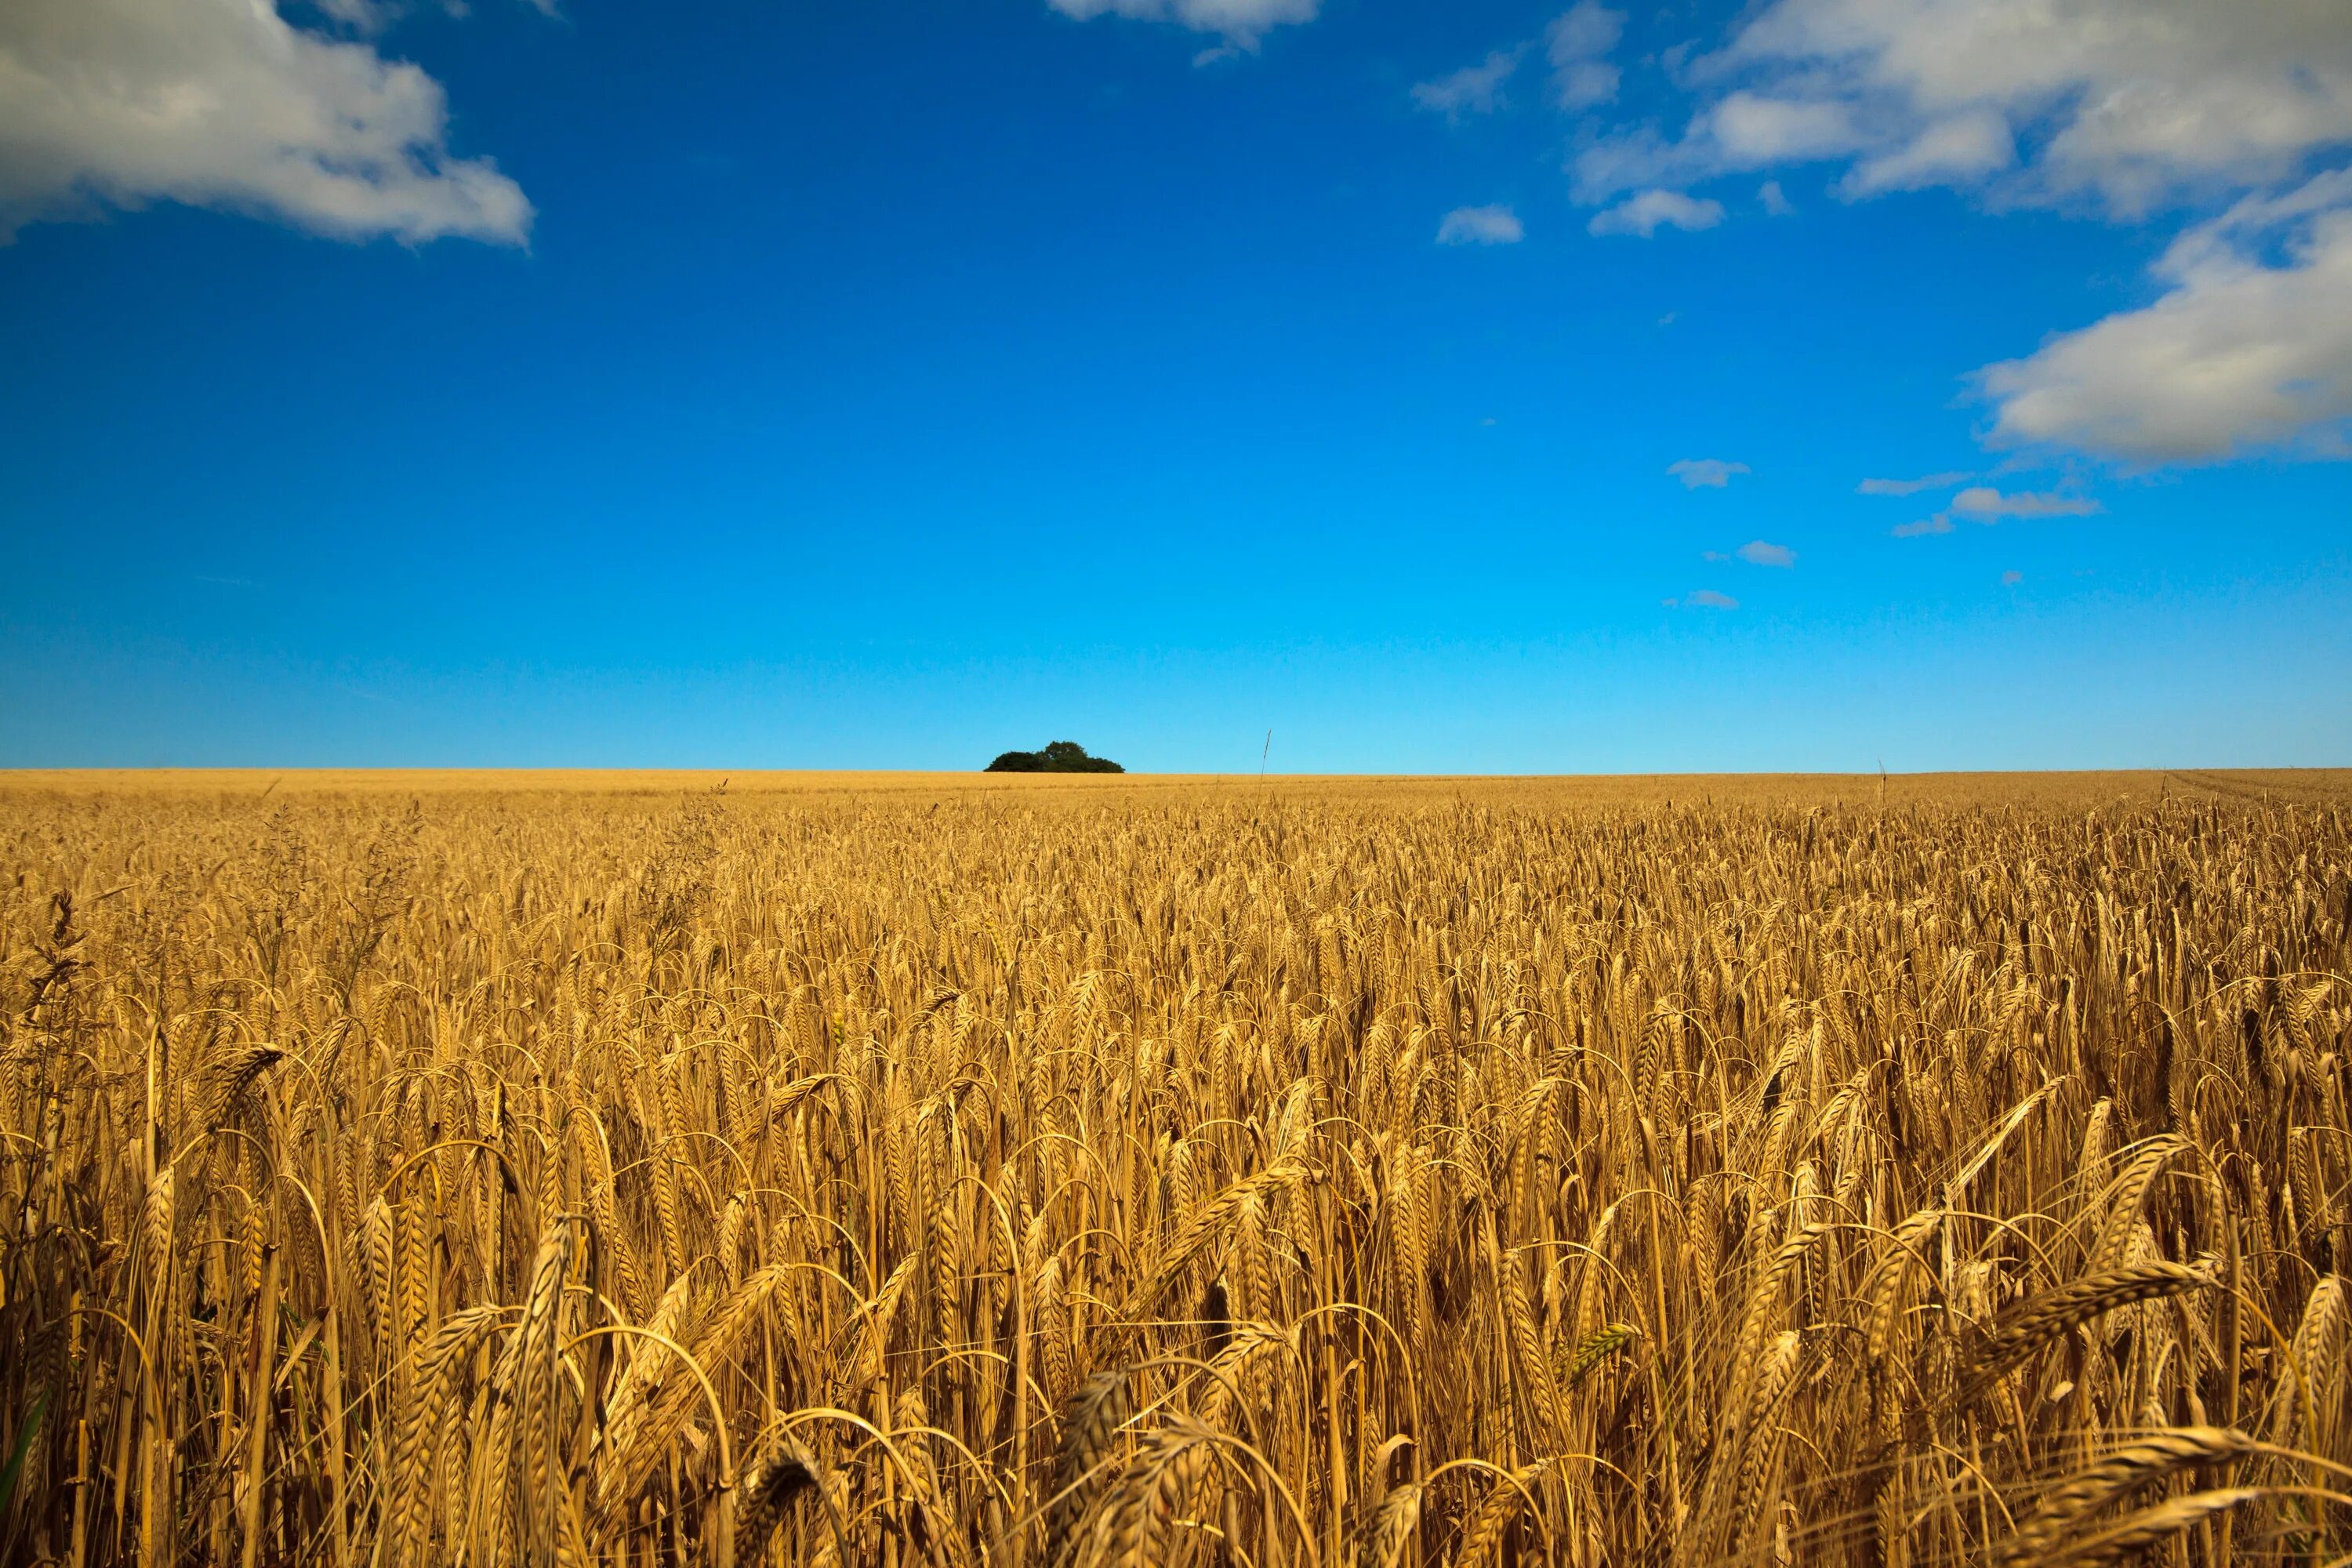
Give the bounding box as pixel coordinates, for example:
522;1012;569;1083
318;0;563;31
1980;175;2352;462
1570;129;1685;205
1949;486;2102;519
1552;0;2352;463
2002;569;2025;585
1721;0;2352;216
1414;49;1525;120
1563;2;2352;214
1737;539;1797;566
1048;0;1318;45
1891;485;2099;535
0;0;530;245
1570;96;1860;205
1591;188;1725;237
1668;458;1750;488
1842;111;2016;197
1857;471;1972;495
1555;61;1622;114
1546;2;1622;66
1759;179;1795;216
314;0;399;31
1706;92;1864;165
1682;589;1740;609
1437;205;1524;245
1547;4;1625;109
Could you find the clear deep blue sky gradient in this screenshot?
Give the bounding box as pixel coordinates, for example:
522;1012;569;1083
3;0;2347;771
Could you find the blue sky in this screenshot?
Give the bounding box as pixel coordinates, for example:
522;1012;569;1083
2;0;2347;772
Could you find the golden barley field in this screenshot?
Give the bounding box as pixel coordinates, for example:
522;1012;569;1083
3;770;2350;1567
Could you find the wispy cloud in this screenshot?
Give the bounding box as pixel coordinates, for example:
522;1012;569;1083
1675;589;1740;609
1546;2;1625;110
1858;472;1973;496
1437;205;1525;245
1889;488;2094;536
1589;189;1725;238
1949;486;2101;520
1413;48;1525;119
1046;0;1318;47
1759;180;1795;216
1736;539;1795;567
1668;458;1749;489
2002;570;2025;585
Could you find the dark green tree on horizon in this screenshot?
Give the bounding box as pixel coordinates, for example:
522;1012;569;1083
985;740;1123;774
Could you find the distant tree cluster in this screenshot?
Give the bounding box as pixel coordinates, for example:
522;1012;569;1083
985;740;1124;774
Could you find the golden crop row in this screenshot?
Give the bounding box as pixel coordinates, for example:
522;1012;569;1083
1;774;2347;1565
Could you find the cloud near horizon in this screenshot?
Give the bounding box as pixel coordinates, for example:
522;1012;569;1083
0;0;534;245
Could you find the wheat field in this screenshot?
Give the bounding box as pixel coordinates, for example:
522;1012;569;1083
2;770;2348;1566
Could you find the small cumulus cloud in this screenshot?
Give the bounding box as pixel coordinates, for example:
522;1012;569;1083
1707;93;1867;166
1736;539;1795;566
1438;205;1525;245
1430;206;1524;246
1682;589;1740;609
2002;570;2025;585
1589;189;1725;238
1413;48;1524;119
1857;472;1973;496
1668;458;1749;488
1759;180;1795;216
1949;486;2101;520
